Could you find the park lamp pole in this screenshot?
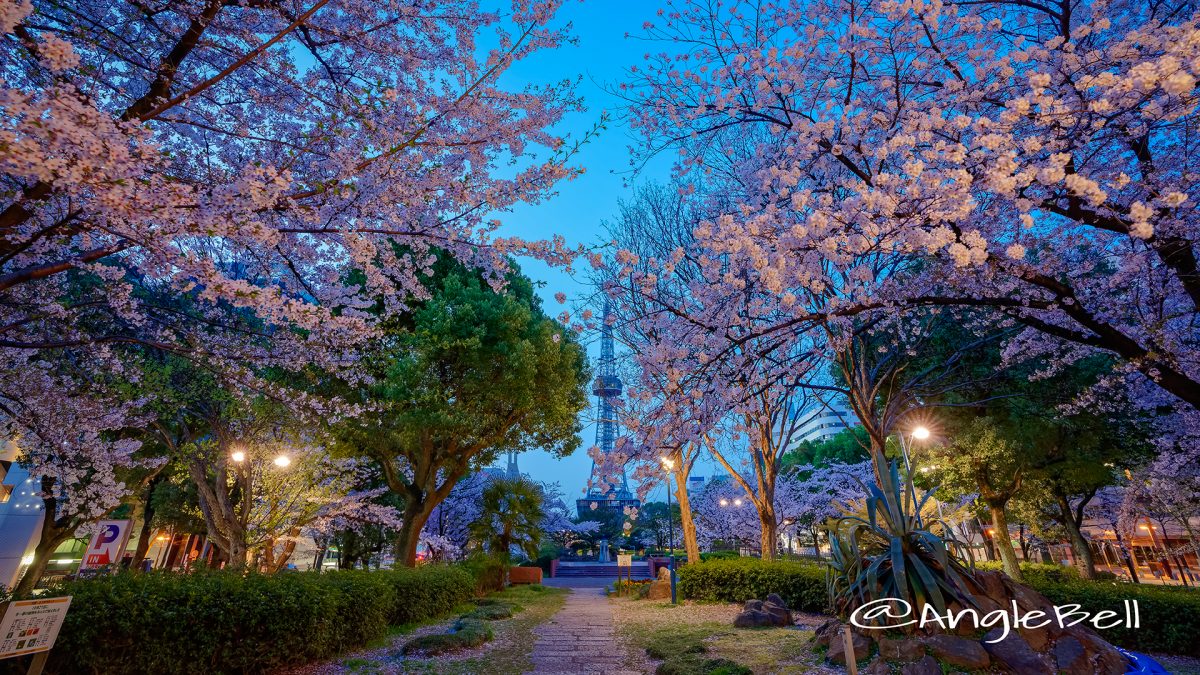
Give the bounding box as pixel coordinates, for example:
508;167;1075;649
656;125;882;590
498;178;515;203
660;456;677;604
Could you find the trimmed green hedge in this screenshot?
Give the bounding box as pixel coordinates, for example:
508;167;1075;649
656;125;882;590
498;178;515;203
1020;577;1200;656
37;565;477;674
677;558;828;612
974;561;1083;584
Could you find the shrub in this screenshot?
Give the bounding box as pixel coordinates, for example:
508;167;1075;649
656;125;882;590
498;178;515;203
402;618;493;655
383;564;475;625
1023;578;1200;656
975;560;1083;584
677;558;828;612
460;553;506;593
700;551;742;562
38;565;478;674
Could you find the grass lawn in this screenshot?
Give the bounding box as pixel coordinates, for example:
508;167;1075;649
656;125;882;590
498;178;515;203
281;584;567;675
610;597;839;675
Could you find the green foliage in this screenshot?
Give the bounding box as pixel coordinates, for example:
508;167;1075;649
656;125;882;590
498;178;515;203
460;553;507;593
39;566;476;674
826;460;976;619
676;559;828;612
470;477;545;562
974;561;1083;584
699;550;742;561
781;426;871;471
1030;579;1200;656
401;618;494;655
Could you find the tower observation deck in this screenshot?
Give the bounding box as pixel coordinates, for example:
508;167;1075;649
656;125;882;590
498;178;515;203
576;301;640;517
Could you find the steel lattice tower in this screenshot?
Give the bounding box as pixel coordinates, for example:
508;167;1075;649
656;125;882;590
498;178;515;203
577;301;639;516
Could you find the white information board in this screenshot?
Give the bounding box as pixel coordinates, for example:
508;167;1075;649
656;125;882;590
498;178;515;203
0;596;71;659
79;519;132;570
617;554;633;568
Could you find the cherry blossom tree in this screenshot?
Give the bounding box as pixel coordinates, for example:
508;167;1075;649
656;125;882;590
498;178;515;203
6;381;149;595
0;0;588;486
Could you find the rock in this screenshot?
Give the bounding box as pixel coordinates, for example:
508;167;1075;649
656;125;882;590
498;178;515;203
743;599;763;613
813;619;841;647
1005;577;1054;612
1069;628;1132;674
1052;635;1089;675
1020;624;1051;651
982;628;1052;674
877;637;924;663
899;655;941;675
827;629;872;665
762;601;792;626
923;634;990;670
765;593;787;608
976;570;1008;601
733;609;774;628
647;578;672;601
863;657;893;674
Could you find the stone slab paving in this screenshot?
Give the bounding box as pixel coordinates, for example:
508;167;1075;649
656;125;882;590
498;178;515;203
526;586;644;675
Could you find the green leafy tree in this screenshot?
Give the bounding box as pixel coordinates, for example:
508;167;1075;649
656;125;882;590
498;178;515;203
781;427;870;471
333;260;588;565
470;478;545;577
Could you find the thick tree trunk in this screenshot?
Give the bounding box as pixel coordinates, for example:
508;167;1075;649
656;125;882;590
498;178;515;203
396;498;435;566
758;501;778;561
988;504;1023;582
13;525;71;598
1054;493;1096;580
673;471;701;565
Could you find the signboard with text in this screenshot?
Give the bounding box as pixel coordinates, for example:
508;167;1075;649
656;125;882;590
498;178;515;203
0;597;71;659
617;554;633;568
79;519;132;570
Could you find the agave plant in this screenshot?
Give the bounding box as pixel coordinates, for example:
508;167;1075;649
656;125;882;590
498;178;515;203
825;459;978;621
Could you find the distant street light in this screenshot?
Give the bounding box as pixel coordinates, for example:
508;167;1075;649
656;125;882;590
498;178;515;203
659;455;677;604
912;426;931;440
273;454;292;468
231;450;246;463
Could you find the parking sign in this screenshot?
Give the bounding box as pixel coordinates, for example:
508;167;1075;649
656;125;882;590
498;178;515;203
79;520;132;570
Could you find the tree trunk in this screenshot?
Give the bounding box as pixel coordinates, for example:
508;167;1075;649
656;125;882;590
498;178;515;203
988;504;1023;582
758;501;778;561
673;471;701;564
13;524;71;598
396;497;436;566
131;476;163;570
1054;493;1096;580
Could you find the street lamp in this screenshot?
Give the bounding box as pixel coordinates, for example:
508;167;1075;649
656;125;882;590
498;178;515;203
659;456;677;604
273;454;292;468
230;450;246;463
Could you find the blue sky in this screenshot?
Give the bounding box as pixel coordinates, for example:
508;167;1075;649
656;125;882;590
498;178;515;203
482;1;680;504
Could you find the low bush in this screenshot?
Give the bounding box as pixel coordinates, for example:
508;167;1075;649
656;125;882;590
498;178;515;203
1025;578;1200;656
460;553;506;593
974;560;1083;584
677;558;828;612
37;564;479;674
402;618;493;655
700;550;742;562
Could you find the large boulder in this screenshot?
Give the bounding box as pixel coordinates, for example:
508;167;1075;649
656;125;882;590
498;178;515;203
923;634;990;670
982;628;1053;674
827;629;872;665
647;566;673;600
877;637;924;663
733;609;775;628
899;655;941;675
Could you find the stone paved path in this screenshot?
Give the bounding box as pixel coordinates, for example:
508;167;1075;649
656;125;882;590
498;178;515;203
525;586;643;675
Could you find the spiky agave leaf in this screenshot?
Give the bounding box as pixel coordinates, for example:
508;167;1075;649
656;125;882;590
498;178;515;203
825;459;978;623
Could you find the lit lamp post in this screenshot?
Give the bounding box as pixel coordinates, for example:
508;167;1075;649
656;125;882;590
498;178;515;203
898;425;931;478
660;456;677;604
230;446;292;569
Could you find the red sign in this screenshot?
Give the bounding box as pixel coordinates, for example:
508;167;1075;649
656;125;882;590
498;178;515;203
79;520;132;570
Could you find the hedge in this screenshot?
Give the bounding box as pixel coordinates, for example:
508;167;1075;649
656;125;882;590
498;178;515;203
1011;575;1200;656
34;565;478;675
677;558;828;612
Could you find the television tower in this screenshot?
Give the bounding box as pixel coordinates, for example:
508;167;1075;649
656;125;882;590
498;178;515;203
577;301;639;516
